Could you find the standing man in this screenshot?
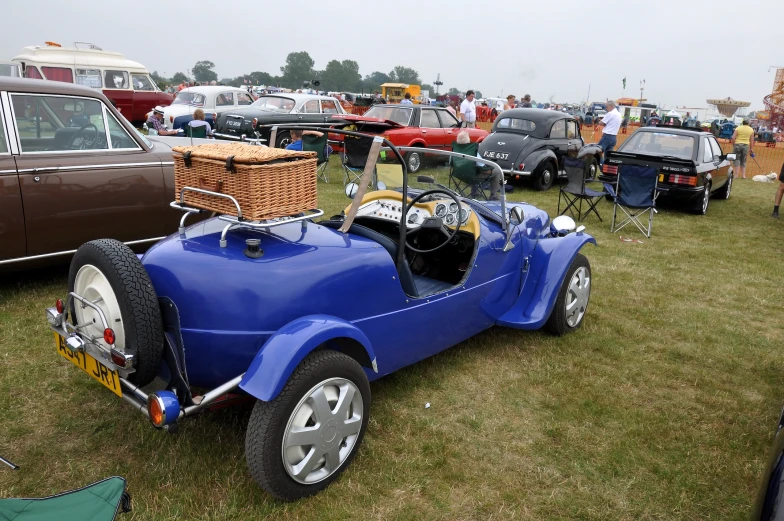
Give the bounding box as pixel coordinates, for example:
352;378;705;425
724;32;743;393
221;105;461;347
773;161;784;217
520;94;532;108
731;119;755;179
400;92;413;105
595;100;621;167
460;90;477;128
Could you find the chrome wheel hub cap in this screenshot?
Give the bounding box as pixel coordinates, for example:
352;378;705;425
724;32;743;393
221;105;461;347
409;153;420;171
73;264;125;350
542;169;552;185
725;176;732;198
282;378;363;484
565;266;590;327
702;186;710;213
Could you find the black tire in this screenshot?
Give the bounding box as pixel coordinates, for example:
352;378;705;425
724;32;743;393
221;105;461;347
533;161;556;191
692;182;711;215
275;131;292;149
545;253;591;336
405;149;423;174
585;156;599;180
68;239;164;386
245;350;371;501
715;172;732;200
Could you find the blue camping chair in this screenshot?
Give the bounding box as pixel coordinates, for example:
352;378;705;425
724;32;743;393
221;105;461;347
557;156;608;222
610;165;658;238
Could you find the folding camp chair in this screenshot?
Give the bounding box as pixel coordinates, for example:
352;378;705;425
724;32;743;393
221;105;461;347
557;156;608;222
610;165;658;238
186;124;208;138
302;133;330;183
448;141;496;200
342;135;376;186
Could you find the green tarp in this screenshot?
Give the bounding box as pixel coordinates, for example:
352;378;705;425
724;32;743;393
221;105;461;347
0;476;129;521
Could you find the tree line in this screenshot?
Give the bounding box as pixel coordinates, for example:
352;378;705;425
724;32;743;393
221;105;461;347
150;51;480;97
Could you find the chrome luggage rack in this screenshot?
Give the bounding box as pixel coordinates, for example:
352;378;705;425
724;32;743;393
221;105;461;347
170;186;323;248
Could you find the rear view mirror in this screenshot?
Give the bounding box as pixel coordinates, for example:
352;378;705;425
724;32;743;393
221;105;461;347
726;153;736;161
345;183;358;199
509;206;525;225
63;101;84;113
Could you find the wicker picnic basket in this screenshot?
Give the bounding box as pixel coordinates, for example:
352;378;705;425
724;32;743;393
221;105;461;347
172;143;318;221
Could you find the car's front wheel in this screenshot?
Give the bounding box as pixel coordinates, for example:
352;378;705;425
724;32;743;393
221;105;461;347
585;156;599;180
275;131;292;149
545;253;591;336
533;161;556;191
405;149;423;173
245;350;371;501
715;173;732;200
693;182;711;215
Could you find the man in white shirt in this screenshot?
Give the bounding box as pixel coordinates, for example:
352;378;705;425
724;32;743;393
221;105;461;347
460;90;477;128
595;100;621;167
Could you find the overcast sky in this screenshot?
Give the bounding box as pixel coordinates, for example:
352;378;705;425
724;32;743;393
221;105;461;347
2;0;782;110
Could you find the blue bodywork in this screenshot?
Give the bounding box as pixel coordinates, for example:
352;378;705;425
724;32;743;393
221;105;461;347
140;199;594;401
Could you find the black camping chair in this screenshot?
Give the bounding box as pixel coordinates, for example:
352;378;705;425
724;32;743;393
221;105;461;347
342;135;375;186
302;133;330;182
448;141;497;200
610;165;659;238
557;156;608;222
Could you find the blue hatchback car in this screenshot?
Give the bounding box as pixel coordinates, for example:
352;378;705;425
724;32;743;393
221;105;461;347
46;130;596;500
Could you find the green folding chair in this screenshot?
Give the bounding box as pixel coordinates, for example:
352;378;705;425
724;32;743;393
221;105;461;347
302;133;330;183
448;141;494;200
186;124;208;138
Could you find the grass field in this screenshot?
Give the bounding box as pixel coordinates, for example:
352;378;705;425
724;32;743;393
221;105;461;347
1;158;784;520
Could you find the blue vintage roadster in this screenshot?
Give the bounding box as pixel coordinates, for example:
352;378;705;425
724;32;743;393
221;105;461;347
46;129;595;501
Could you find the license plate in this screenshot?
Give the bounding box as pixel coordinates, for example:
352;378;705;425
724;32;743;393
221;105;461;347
55;333;122;397
227;119;242;127
482;150;509;160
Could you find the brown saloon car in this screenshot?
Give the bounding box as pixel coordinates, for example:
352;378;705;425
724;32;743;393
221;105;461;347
0;77;214;272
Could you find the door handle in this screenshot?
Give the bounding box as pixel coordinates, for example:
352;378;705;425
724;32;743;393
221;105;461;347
422;130;427;133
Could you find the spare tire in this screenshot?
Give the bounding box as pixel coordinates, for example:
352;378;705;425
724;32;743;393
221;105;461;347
68;239;163;386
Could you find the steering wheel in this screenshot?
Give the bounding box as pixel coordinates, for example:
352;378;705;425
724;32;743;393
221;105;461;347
68;123;100;150
404;189;462;254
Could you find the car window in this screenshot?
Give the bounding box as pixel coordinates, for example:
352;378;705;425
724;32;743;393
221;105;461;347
132;74;154;91
566;120;578;139
437;109;459;128
495;117;536;133
621;132;695;159
106;112;140;150
301;100;320;113
41;66;73;83
216;93;234;106
320;99;339;114
252;96;296;113
11;94;109;153
709;137;722;158
420;109;440;128
104;70;129;89
172;91;206;107
24;66;43;79
75;69;102;88
702;139;714;162
236;92;253;105
550;120;566;138
363;105;413;125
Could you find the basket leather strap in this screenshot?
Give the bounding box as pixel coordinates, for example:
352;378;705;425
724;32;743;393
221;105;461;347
183;151;192;168
339;136;383;233
225;156;236;172
198;178;223;193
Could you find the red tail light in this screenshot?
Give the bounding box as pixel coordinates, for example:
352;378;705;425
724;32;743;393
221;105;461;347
104;328;116;345
55;299;64;314
111;350;126;367
667;174;697;186
603;164;618;175
518;162;525;170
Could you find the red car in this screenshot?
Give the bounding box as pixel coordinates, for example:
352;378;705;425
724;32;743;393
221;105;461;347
335;104;488;173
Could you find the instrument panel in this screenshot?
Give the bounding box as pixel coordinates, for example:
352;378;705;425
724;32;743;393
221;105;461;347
349;190;480;238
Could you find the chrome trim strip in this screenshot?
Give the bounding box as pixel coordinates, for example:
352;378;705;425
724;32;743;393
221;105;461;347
0;236;165;265
0;91;19;155
16;161;162;174
212;132;241;141
0;169;17;174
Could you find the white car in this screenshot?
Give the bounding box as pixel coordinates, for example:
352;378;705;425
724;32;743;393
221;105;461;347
151;86;255;130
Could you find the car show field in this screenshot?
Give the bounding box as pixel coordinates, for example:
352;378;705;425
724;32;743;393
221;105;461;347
1;158;783;520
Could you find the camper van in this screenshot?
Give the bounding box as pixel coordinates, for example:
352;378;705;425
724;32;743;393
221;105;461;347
12;42;172;123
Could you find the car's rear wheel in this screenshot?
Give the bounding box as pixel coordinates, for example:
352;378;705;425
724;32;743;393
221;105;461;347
545;253;591;336
693;182;711;215
715;173;732;200
533;161;555;191
68;239;164;386
275;131;292;149
405;149;423;173
586;156;599;180
245;350;370;501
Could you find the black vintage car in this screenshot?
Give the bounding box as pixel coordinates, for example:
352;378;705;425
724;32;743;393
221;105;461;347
477;108;603;191
213;93;348;147
749;407;784;520
600;127;733;215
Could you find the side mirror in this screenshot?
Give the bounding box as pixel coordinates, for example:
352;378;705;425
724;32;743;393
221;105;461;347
376;181;387;191
551;215;576;233
509;206;525;226
345;183;358;199
726;153;736;161
417;175;435;184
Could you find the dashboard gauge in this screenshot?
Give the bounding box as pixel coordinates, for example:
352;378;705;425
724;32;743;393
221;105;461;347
445;213;456;225
435;203;447;217
449;202;459;213
459;208;469;224
407;212;419;224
